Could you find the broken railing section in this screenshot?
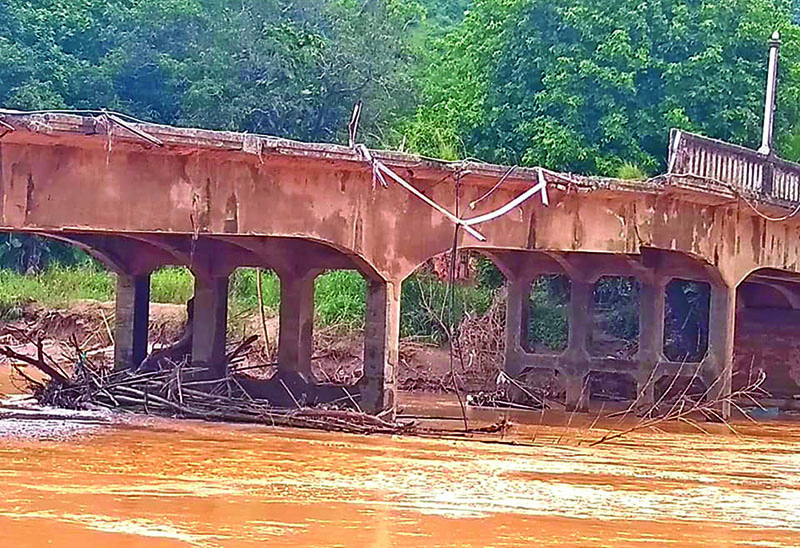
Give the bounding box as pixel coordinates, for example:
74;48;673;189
668;128;800;204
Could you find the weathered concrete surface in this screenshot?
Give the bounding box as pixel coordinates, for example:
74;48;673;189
113;273;150;371
3;111;800;415
3;112;800;285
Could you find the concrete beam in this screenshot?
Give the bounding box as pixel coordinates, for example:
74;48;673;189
361;279;401;416
114;273;150;370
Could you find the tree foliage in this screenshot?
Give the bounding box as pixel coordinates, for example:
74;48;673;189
0;0;423;145
406;0;800;175
0;0;433;270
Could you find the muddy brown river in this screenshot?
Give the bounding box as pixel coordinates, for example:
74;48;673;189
1;394;800;548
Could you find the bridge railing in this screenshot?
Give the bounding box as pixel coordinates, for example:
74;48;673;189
668;128;800;204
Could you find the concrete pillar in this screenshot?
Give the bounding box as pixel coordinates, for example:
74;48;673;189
705;283;736;419
636;278;666;408
504;277;527;376
191;274;229;377
114;273;150;370
361;279;401;416
277;271;316;378
564;278;592;411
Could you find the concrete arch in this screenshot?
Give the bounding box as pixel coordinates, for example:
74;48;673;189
733;267;800;399
735;266;800;289
35;232;177;275
739;280;798;309
207;234;386;282
35;233;123;273
639;247;728;287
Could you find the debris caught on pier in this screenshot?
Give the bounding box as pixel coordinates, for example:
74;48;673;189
0;336;509;438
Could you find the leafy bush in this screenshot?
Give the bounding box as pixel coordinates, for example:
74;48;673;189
526;275;570;352
401;273;495;342
314;271;366;330
616;163;647;181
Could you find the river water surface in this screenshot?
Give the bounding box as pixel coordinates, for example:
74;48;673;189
1;398;800;547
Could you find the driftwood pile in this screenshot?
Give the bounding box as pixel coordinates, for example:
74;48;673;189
0;335;508;438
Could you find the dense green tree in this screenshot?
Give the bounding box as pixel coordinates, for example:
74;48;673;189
0;0;423;145
405;0;800;174
417;0;472;31
0;0;428;270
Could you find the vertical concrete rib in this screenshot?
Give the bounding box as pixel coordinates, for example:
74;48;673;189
636;277;667;408
361;279;401;416
564;278;592;411
114;273;150;370
191;274;229;378
277;271;316;378
705;283;736;419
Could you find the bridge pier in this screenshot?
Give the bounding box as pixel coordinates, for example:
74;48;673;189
361;279;401;416
277;270;317;379
635;277;667;409
503;277;527;378
191;273;230;378
564;278;592;412
114;273;151;371
704;283;736;420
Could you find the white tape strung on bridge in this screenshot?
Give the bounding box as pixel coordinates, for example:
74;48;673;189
359;147;550;241
373;162;487;241
460;167;549;226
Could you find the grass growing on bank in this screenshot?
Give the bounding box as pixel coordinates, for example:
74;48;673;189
0;265;498;340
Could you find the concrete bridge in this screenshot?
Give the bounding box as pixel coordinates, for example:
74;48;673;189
2;109;800;417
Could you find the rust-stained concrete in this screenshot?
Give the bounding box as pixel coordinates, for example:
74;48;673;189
2;111;800;416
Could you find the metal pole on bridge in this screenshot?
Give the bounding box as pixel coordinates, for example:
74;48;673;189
758;31;781;156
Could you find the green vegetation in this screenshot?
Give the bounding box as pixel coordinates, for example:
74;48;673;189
0;264;114;318
0;264;499;341
0;265;200;319
401;273;495;342
616;163;648;181
592;276;640;347
314;271;367;331
149;267;196;305
0;0;423;147
526;275;570;352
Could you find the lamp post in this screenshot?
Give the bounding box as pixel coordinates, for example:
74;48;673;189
758;31;781;156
